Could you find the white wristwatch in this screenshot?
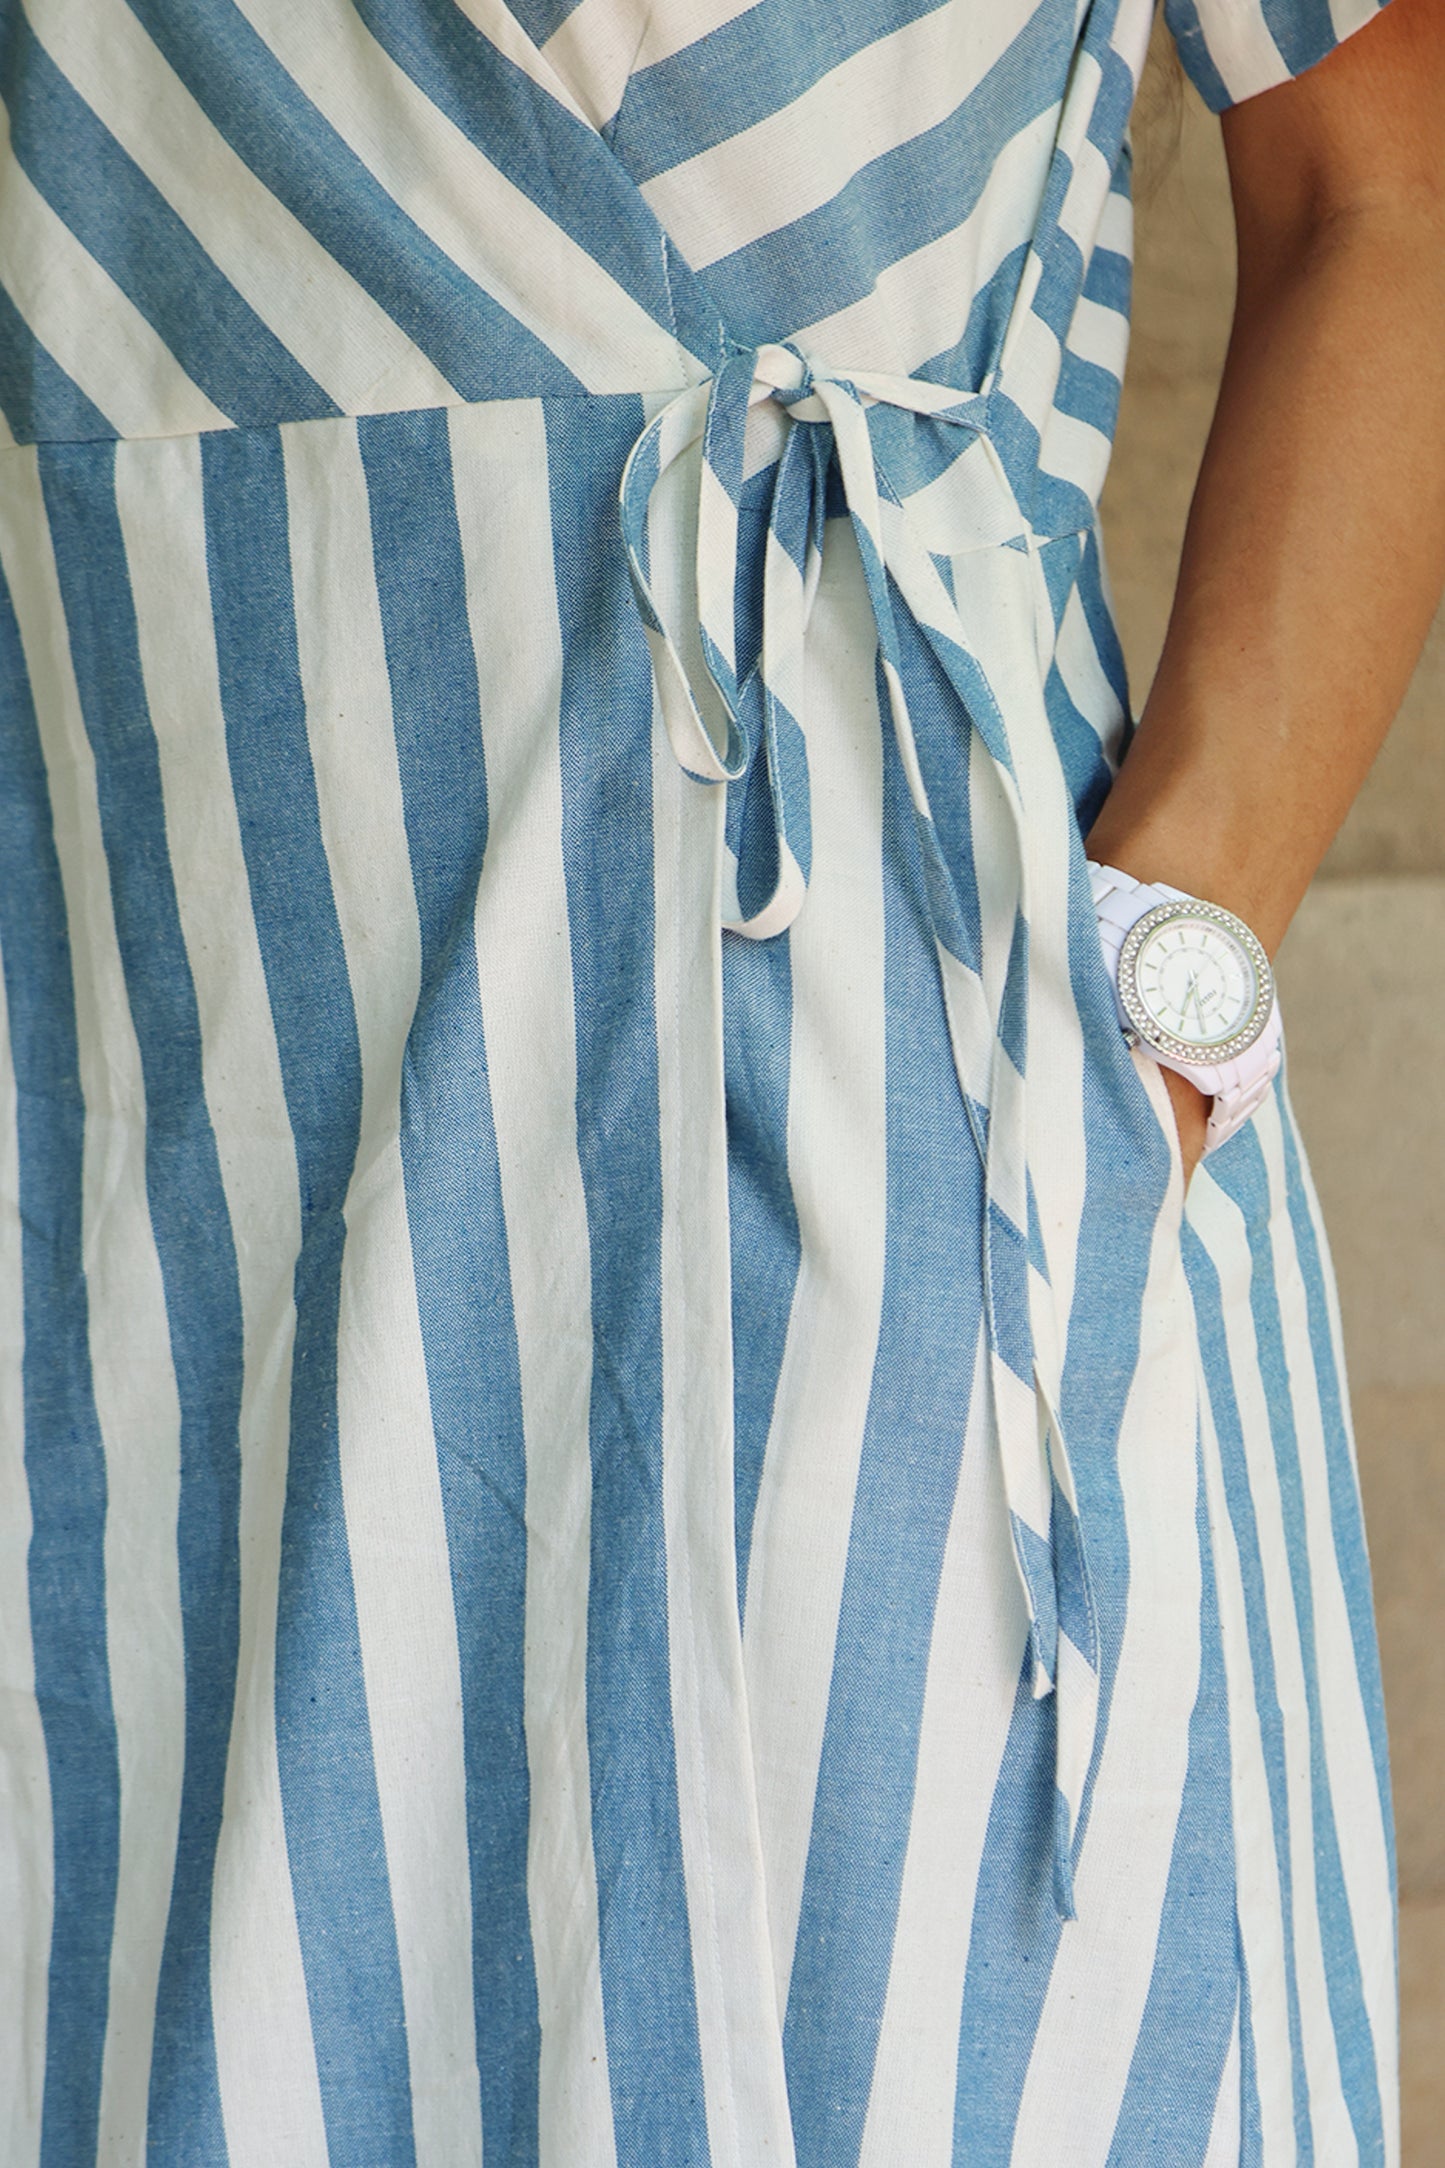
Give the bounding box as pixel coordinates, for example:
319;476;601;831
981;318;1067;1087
1088;861;1282;1157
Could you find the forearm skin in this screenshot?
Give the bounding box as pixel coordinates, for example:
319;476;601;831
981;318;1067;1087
1086;200;1445;956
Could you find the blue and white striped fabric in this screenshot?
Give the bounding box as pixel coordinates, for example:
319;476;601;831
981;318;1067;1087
0;1;1398;2163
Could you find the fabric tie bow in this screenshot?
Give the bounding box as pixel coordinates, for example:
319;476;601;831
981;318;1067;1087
620;340;1101;1917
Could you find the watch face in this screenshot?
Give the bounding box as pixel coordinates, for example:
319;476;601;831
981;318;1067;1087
1117;901;1273;1066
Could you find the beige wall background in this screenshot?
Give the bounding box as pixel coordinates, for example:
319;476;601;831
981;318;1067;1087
1100;41;1445;2160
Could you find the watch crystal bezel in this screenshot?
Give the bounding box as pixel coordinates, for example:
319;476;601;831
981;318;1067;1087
1117;899;1274;1066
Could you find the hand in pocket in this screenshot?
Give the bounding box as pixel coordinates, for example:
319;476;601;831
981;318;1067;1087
1161;1066;1210;1187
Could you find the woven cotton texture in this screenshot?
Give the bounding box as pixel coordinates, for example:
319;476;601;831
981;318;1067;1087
0;1;1397;2163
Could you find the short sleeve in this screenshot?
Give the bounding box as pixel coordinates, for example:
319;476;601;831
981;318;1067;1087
1163;0;1393;113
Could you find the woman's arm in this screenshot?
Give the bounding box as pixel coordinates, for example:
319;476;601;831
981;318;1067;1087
1085;0;1445;1171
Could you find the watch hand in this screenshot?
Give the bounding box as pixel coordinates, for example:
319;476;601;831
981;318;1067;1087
1184;973;1210;1032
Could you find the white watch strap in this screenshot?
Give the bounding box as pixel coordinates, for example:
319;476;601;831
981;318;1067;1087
1089;860;1192;991
1203;1035;1283;1153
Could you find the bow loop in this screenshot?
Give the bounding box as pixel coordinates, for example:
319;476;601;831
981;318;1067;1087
619;380;749;786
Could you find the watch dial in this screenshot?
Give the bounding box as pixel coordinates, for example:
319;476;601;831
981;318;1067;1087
1132;917;1257;1050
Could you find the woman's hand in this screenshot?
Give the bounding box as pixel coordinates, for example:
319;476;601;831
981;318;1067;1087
1161;1067;1210;1190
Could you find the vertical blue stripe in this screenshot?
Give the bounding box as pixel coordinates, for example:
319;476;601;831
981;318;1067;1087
951;1657;1063;2165
0;288;112;446
1043;662;1113;834
40;442;247;2161
783;712;986;2166
0;544;119;2168
1105;1465;1238;2166
895;612;983;977
1074;524;1131;716
1205;1132;1386;2163
1240;1949;1266;2166
1183;1215;1317;2163
2;18;336;427
723;930;801;1608
544;395;710;2163
358;405;542;2160
200;425;417;2168
1276;1102;1395;1862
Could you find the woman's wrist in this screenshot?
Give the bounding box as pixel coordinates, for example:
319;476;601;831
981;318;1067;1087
1083;827;1295;959
1084;724;1313;960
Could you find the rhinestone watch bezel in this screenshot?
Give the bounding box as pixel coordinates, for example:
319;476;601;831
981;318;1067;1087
1116;899;1274;1067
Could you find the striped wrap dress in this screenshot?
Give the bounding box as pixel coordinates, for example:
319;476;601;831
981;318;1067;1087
0;0;1401;2162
